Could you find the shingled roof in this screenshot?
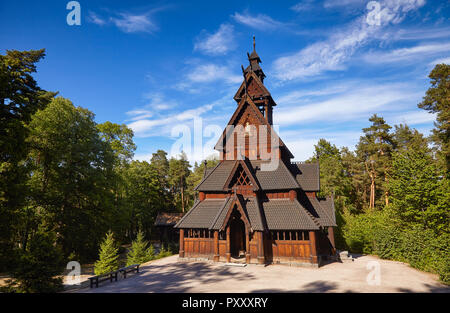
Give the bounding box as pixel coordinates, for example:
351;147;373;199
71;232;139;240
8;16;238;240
154;212;184;226
174;199;228;229
298;193;336;227
195;160;301;192
290;162;320;191
261;199;319;230
174;196;265;231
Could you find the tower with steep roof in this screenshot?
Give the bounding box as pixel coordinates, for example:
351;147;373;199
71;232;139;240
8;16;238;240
175;38;337;266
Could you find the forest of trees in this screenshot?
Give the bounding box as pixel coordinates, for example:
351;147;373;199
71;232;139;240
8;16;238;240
0;49;448;292
309;63;449;284
0;49;218;292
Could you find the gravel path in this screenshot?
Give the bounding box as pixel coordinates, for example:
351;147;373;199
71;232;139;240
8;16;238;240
72;254;449;293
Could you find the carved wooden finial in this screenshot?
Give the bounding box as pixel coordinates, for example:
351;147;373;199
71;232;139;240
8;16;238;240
253;35;256;51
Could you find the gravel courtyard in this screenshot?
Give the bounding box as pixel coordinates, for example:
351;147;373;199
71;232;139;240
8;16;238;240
73;254;449;293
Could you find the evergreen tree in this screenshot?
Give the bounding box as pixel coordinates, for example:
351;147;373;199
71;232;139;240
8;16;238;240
308;139;352;210
168;152;191;212
10;232;64;293
0;49;56;271
393;123;428;152
186;157;219;206
390;147;449;233
94;231;119;275
126;230;155;266
418;63;450;174
150;149;172;211
356;114;395;209
123;160;163;239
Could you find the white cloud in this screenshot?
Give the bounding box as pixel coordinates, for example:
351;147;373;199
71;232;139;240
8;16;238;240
186;63;242;85
274;83;421;126
110;12;157;33
232;12;288;31
127;103;213;137
88;9;164;33
389;110;436;125
290;0;315;12
88;11;107;25
272;0;426;81
126;109;153;121
429;57;450;65
194;24;235;55
323;0;365;8
389;27;450;41
142;92;177;111
363;42;450;64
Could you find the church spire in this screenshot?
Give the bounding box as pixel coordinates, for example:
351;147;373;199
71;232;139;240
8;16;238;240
244;36;265;82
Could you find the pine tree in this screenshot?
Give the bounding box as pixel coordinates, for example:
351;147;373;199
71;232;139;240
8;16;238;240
390;146;449;233
357;114;395;209
10;232;64;293
418;63;450;174
94;231;119;275
126;230;154;266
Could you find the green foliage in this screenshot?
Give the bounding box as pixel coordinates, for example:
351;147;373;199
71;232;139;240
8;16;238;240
122;160;164;239
342;209;450;285
94;231;119;275
389;147;449;232
187;157;219;208
9;232;64;293
356;114;396;208
0;49;56;272
97;121;136;165
156;244;173;259
26;97;116;260
126;231;155;266
418;63;450;174
168;152;191;212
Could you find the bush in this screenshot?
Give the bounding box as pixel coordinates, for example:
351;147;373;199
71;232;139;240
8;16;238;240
342;209;450;285
94;231;119;275
9;232;65;293
126;231;155;266
156;244;172;259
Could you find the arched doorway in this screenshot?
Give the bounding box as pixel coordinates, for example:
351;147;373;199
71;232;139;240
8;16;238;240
230;217;246;258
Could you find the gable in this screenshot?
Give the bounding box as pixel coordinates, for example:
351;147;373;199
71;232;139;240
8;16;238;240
223;159;260;191
233;72;271;101
214;95;292;159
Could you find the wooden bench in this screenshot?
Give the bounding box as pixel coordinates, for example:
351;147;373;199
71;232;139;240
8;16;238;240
119;264;140;279
89;271;119;288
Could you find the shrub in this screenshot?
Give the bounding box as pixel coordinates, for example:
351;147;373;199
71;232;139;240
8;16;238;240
126;231;155;266
9;232;64;293
94;231;119;275
342;209;450;285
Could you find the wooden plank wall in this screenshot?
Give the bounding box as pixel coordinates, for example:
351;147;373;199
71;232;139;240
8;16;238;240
267;239;312;263
184;238;214;258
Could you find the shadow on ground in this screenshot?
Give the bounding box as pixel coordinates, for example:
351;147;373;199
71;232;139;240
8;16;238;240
85;261;256;293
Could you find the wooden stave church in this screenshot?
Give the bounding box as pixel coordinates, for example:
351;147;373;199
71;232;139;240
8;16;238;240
174;39;337;266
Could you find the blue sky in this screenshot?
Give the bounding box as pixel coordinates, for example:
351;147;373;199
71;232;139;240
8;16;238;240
1;0;449;163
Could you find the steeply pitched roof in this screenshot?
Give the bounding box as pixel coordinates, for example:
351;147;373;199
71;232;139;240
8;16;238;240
214;96;293;158
318;196;336;226
250;160;300;190
261;199;319;230
154;212;184;226
195;161;235;191
241;196;265;231
234;71;270;101
174;199;227;229
290;162;320;191
174;194;335;230
174;195;265;231
195;160;300;191
298;192;336;227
